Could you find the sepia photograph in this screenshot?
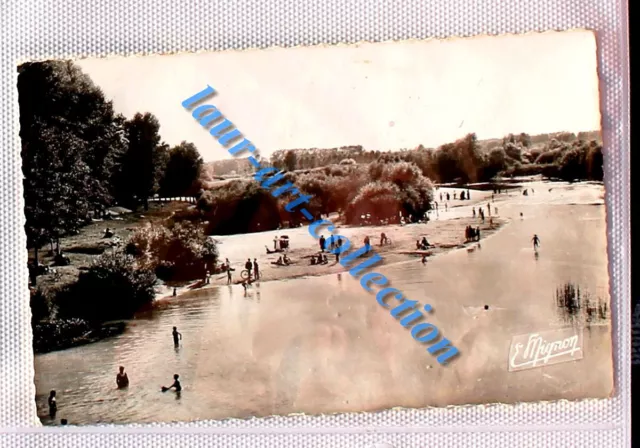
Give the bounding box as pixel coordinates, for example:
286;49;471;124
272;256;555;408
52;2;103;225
20;30;613;426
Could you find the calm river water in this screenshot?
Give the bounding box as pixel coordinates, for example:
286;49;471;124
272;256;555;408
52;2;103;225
34;182;613;425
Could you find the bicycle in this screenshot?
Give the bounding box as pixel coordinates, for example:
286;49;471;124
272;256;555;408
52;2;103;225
240;270;253;280
380;238;393;247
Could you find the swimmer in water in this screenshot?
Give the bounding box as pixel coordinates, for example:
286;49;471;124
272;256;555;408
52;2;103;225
48;390;57;418
172;326;182;347
116;366;129;389
162;374;182;392
532;234;541;250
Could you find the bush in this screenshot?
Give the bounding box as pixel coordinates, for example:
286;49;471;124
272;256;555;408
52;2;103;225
345;182;403;224
127;221;218;281
483;147;507;179
503;142;523;162
198;180;282;235
57;252;157;322
30;288;51;324
344;161;433;224
535;148;564;164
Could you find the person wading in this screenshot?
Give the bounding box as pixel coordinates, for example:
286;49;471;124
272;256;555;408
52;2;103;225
162;374;182;392
116;366;129;389
253;258;260;280
532;234;541;250
48;390;57;419
172;326;182;347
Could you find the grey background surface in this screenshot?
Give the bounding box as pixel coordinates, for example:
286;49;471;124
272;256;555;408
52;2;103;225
0;0;630;446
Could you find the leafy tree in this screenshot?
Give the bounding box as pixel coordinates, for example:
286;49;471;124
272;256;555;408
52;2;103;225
114;112;165;210
197;180;282;235
586;141;604;181
484;147;508;179
18;60;127;263
345;182;403;224
284;150;297;171
159;141;203;197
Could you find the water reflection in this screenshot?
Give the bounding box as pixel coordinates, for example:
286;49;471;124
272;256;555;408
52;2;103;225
555;282;609;326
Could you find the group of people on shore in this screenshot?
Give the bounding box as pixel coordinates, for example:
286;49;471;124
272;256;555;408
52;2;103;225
318;234;346;261
465;225;481;242
439;189;471;202
219;257;261;284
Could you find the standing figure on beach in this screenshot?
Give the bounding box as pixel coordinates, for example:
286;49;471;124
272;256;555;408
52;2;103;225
319;235;326;252
226;267;232;284
472;207;476;218
467;189;471;199
205;269;210;284
48;390;57;419
476;227;481;241
364;236;371;252
445;203;448;211
486;203;491;216
273;236;278;250
116;366;129;389
453;192;457;199
329;235;335;250
245;259;253;279
532;234;541;250
253;259;260;280
439;192;443;201
172;326;182;347
446;193;450;201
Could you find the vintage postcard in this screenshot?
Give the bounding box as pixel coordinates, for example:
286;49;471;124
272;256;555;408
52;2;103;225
20;30;612;426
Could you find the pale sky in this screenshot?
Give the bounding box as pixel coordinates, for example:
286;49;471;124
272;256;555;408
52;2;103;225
77;30;600;163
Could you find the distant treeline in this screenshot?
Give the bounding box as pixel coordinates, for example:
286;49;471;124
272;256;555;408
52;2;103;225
269;131;603;184
184;132;603;235
18;60;204;264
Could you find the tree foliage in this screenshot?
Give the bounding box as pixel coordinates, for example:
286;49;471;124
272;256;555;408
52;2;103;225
18;61;128;261
57;252;157;322
196;180;282;235
159;141;203;197
127;221;218;281
113;112;167;209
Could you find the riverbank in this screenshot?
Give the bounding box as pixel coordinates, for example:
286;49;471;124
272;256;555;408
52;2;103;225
158;184;506;299
32;320;126;354
183;216;506;293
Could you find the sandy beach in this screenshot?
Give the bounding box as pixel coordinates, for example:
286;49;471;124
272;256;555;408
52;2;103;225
160;186;503;296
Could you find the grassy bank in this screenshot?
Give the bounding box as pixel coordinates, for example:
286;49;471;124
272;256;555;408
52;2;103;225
30;202;191;354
